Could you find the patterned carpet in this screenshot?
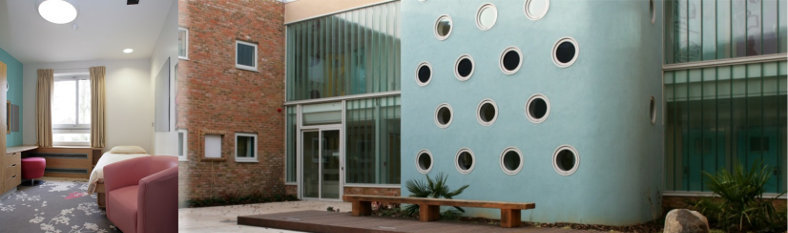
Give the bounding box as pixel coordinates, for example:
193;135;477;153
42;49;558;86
0;179;119;233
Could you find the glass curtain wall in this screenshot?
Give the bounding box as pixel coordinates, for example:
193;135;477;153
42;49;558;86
664;0;786;63
664;61;787;193
285;2;401;101
664;0;787;193
284;2;402;186
346;96;400;184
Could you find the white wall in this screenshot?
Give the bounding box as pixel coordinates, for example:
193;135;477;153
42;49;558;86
150;0;179;155
22;59;155;153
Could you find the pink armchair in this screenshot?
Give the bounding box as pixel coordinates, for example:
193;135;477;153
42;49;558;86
104;156;178;233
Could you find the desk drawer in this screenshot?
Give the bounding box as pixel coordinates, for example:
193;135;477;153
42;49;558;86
5;152;20;168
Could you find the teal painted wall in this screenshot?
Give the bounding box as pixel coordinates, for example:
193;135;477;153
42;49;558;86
0;48;23;147
400;0;664;225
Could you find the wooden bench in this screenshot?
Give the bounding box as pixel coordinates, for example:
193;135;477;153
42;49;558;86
342;194;535;228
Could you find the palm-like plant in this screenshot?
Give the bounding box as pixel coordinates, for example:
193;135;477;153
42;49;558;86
404;173;469;216
698;161;785;232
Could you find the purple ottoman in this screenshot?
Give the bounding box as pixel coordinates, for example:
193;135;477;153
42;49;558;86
21;157;46;185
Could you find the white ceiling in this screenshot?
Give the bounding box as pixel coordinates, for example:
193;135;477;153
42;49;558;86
0;0;175;63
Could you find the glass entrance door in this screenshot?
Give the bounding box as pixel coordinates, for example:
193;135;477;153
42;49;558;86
300;127;342;200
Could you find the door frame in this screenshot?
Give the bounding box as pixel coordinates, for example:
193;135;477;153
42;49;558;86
298;124;344;201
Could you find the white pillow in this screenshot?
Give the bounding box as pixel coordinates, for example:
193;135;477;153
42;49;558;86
109;146;147;154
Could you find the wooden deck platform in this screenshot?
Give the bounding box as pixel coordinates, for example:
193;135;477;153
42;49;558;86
237;210;597;233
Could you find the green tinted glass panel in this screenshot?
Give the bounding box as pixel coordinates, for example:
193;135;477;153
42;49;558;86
286;2;400;101
664;61;787;193
345;96;400;184
286;107;296;182
664;0;787;64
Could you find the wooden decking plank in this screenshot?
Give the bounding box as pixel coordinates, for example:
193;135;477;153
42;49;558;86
238;210;597;233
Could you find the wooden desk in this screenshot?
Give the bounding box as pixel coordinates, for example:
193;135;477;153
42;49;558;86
2;145;38;194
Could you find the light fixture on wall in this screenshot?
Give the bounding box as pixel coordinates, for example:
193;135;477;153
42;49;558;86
123;48;134;54
38;0;78;24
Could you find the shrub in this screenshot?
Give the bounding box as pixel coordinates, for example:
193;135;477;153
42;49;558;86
188;191;298;207
404;172;469;217
693;161;786;232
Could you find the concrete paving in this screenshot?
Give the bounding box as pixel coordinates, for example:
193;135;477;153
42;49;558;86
178;200;352;233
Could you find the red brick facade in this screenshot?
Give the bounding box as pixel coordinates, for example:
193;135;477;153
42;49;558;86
177;0;286;203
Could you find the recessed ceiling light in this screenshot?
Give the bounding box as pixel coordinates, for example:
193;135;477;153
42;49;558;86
38;0;78;24
123;48;134;54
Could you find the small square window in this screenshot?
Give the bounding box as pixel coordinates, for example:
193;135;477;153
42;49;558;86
177;129;188;161
178;27;188;59
204;134;222;159
235;133;258;162
235;40;257;71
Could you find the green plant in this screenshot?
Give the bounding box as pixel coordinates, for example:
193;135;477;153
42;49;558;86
404;172;469;216
694;161;786;232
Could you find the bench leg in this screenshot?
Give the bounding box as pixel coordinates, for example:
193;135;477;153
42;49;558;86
500;209;521;228
352;201;372;216
419;204;440;222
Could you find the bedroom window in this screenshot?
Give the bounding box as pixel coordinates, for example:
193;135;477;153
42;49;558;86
52;74;90;146
178;27;188;59
236;40;257;71
235;133;257;162
178;129;188;161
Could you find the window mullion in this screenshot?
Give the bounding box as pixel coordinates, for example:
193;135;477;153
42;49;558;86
74;80;79;127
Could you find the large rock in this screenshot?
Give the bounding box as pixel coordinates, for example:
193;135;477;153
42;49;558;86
664;209;710;233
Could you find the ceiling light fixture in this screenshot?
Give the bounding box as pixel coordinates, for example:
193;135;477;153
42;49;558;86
123;48;134;54
38;0;78;24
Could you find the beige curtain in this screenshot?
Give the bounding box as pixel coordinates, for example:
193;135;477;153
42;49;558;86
36;69;53;148
90;66;106;148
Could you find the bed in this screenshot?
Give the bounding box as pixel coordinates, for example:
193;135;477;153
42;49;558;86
88;146;150;208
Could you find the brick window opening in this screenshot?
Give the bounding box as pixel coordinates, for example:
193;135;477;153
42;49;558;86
235;133;258;162
236;40;258;71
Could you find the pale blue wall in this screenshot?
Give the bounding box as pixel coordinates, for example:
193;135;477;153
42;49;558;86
0;48;23;147
400;0;664;225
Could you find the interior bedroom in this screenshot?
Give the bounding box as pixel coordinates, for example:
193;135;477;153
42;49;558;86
0;0;179;232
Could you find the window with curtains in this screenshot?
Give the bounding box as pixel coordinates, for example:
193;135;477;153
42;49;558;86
52;74;91;146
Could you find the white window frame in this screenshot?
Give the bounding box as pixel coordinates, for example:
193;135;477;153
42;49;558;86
178;27;189;60
415;149;433;174
52;74;91;147
235;133;258;162
235;40;258;71
177;129;188;161
455;148;475;175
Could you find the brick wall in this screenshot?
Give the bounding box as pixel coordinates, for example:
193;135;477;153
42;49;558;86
177;0;286;203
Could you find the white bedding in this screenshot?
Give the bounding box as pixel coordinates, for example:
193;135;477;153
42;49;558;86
87;152;150;194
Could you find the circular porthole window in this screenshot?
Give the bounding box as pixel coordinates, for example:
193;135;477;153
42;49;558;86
552;145;579;176
500;47;522;75
552;37;579;68
649;0;656;24
416;149;433;174
434;15;453;40
524;0;550;20
434;103;453;128
476;99;498;126
500;147;523;175
455;54;474;81
649;96;656;125
525;94;550;123
455;148;475;174
476;3;498;31
416;62;432;86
